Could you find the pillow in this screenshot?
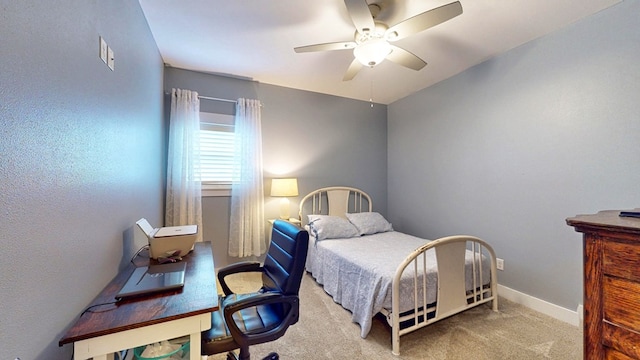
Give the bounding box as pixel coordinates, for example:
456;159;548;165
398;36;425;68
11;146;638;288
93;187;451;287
307;214;359;240
345;212;393;236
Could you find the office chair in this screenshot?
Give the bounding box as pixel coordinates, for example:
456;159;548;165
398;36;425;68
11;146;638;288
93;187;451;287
202;220;309;360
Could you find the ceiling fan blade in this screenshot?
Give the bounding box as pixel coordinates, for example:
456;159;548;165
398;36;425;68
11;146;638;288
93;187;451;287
344;0;376;34
386;45;427;71
385;1;463;42
294;41;357;53
343;58;363;81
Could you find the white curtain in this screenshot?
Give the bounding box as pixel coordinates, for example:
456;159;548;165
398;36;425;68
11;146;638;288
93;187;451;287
229;98;265;257
166;88;203;241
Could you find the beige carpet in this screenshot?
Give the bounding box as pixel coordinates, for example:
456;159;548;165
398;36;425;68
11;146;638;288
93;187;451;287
207;273;582;359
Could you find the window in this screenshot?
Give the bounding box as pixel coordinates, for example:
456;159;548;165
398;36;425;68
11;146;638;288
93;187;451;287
198;112;235;195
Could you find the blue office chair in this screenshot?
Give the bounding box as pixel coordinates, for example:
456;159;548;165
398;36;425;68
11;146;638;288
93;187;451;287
201;220;309;360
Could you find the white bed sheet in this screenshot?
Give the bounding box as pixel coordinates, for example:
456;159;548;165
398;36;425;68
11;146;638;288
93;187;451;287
305;231;489;338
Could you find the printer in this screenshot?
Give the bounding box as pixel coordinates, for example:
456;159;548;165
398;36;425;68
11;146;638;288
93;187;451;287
136;218;198;259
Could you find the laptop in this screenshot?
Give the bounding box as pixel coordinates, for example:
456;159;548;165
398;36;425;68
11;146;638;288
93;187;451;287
115;261;186;300
136;218;198;259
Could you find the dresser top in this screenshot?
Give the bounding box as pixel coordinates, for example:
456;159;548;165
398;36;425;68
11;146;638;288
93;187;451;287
567;209;640;235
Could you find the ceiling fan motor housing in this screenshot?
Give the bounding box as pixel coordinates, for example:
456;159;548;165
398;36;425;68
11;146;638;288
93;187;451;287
354;22;391;67
355;21;388;43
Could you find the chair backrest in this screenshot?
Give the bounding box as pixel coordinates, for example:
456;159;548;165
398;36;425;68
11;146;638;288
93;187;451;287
262;220;309;295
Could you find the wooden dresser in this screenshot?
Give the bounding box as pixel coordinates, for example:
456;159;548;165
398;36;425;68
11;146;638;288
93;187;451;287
567;210;640;360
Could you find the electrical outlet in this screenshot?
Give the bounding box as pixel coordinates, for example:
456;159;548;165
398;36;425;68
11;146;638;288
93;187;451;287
99;36;107;63
496;258;504;271
107;46;114;71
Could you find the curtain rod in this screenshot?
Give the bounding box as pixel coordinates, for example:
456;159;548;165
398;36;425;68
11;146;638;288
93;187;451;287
165;91;237;104
198;95;237;104
197;95;263;107
166;92;262;107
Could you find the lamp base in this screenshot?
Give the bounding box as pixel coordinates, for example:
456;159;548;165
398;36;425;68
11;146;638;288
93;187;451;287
279;198;290;220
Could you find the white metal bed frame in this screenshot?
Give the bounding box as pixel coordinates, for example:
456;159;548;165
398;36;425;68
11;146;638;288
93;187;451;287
299;186;498;355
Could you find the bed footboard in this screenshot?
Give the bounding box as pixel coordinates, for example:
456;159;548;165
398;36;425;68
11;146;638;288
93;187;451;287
389;235;498;355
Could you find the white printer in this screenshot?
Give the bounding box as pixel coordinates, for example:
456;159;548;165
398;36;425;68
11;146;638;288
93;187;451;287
136;218;198;259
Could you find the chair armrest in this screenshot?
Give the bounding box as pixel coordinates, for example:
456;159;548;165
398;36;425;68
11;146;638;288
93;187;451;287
223;292;300;344
217;261;263;295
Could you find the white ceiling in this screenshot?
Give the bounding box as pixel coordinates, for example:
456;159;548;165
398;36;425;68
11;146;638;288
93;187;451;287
139;0;620;105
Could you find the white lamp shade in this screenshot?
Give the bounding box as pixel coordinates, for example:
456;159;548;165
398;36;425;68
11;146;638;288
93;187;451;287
271;178;298;220
354;38;391;67
270;178;299;197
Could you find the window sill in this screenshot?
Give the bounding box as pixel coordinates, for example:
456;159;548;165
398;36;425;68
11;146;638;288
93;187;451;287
202;184;231;197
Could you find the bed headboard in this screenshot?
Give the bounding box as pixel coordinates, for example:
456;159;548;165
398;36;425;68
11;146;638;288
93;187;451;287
298;186;372;225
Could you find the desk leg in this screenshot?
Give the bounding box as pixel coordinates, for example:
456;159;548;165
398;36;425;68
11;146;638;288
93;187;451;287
189;331;202;360
83;354;113;360
73;343;115;360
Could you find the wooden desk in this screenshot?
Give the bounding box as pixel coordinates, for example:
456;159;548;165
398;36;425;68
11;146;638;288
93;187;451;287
59;242;218;360
567;210;640;360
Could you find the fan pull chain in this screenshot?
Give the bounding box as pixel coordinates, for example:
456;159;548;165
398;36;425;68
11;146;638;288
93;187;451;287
369;79;374;108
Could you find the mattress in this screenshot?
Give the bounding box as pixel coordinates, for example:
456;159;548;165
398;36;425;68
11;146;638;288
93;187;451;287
305;230;490;338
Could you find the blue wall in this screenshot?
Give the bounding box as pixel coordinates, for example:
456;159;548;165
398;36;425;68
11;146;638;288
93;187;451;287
388;0;639;311
3;1;638;358
164;68;388;268
0;1;164;359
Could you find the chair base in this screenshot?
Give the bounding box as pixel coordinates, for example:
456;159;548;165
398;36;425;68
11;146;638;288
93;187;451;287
226;351;279;360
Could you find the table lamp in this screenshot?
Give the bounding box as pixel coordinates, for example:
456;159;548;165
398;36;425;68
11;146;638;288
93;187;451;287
271;178;299;220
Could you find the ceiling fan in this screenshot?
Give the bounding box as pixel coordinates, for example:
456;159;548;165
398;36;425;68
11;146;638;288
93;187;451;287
294;0;463;81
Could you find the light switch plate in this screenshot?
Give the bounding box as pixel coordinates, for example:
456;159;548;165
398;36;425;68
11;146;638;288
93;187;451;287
99;36;107;64
107;46;114;71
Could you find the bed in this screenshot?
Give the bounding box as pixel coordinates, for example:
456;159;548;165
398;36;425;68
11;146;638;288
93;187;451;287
298;186;498;355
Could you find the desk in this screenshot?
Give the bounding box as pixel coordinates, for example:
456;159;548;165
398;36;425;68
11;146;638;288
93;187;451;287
59;242;218;360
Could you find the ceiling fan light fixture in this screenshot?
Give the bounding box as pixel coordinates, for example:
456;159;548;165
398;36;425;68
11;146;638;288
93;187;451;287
353;38;391;67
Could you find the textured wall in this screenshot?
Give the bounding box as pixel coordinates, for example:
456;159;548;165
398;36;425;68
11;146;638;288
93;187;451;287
164;68;388;268
388;0;639;310
0;1;164;359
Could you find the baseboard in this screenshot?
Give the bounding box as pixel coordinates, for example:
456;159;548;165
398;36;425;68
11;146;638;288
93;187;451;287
498;284;581;327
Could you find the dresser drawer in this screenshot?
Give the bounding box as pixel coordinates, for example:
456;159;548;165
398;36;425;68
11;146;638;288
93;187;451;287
603;321;640;359
603;241;640;281
606;347;638;360
603;276;640;333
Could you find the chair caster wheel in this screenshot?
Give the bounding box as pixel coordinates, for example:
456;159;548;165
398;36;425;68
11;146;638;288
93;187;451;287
226;351;239;360
262;353;279;360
